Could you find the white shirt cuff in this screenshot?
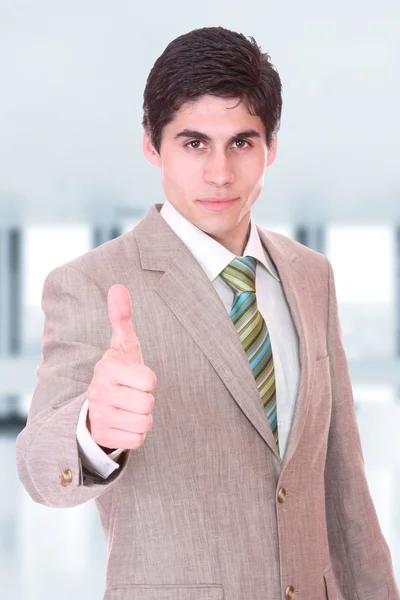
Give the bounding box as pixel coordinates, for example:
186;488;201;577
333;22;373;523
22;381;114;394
76;397;125;479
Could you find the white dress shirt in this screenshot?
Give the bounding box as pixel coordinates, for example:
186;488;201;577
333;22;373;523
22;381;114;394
76;200;300;478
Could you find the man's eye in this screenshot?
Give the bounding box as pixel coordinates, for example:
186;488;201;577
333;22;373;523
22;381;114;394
186;140;205;149
233;139;251;149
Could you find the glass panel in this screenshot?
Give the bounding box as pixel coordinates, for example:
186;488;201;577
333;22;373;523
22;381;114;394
326;224;395;359
353;384;400;561
23;226;91;353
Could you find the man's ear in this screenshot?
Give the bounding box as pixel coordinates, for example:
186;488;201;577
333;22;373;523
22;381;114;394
266;134;278;167
143;129;161;168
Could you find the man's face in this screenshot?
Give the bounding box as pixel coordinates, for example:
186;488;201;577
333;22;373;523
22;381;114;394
143;94;277;255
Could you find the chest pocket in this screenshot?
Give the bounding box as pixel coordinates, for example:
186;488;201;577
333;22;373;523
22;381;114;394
107;584;224;600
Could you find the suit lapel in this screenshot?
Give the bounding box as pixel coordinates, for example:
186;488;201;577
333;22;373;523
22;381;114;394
134;204;316;470
256;226;317;470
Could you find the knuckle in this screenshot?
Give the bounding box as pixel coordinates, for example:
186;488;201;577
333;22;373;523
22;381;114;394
145;393;155;412
133;433;146;448
88;387;108;408
142;366;157;390
94;359;105;375
132;364;156;391
143;413;153;431
128;413;152;434
150;371;157;389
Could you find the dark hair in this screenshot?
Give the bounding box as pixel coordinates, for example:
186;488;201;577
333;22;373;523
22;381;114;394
142;26;282;154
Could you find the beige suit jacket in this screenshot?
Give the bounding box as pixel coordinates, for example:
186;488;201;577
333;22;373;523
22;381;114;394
16;202;399;600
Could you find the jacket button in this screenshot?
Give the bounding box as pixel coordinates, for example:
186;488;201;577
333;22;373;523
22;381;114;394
59;469;73;486
278;487;287;503
285;585;296;599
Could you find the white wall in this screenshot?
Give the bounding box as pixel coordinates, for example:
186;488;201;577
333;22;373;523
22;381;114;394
0;0;399;223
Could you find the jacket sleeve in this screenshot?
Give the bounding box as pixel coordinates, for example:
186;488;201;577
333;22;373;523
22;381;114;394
15;264;132;508
324;257;399;599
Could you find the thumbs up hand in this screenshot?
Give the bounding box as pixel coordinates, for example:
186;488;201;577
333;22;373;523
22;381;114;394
87;284;156;450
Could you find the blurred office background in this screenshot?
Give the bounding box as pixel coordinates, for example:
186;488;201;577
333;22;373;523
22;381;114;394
1;1;400;598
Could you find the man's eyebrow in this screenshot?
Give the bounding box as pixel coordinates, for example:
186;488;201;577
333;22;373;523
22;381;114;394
173;128;262;143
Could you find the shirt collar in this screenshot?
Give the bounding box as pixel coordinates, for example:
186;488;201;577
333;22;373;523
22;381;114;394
159;199;280;283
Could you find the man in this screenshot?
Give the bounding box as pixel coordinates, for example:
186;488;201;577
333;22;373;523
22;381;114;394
16;26;399;600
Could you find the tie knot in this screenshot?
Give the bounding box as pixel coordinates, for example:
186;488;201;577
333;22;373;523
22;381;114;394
220;256;257;293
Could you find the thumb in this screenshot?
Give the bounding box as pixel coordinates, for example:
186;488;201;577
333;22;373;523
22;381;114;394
107;284;144;363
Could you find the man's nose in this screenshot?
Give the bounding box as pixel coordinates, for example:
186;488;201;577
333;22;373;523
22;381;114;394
203;150;235;187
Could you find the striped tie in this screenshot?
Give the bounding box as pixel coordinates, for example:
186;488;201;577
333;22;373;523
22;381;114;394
220;256;279;452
